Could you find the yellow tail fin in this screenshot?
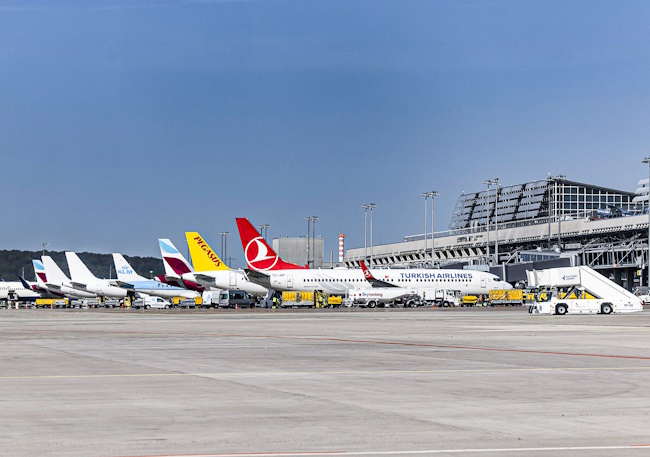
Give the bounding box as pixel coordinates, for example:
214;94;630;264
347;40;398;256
185;232;230;272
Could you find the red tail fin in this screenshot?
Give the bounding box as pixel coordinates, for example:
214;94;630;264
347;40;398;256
236;218;309;271
359;260;375;280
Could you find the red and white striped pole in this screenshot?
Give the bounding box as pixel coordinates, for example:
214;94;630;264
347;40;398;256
338;234;345;263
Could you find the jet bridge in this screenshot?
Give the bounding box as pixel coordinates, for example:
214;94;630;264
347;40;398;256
527;266;640;305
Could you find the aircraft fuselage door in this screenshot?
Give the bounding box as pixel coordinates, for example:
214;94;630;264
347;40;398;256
229;272;237;287
287;276;294;289
480;275;487;289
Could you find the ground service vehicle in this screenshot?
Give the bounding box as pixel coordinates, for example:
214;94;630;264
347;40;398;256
348;288;420;307
633;286;650;305
219;290;255;308
488;289;523;306
132;296;172;309
280;291;337;308
527;266;643;315
200;290;221;308
419;289;460;307
36;298;69;308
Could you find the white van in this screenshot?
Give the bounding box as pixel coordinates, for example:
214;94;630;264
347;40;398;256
132;296;171;309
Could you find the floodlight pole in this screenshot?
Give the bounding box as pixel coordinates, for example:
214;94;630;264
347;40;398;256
430;191;438;267
362;203;377;266
483;180;492;264
311;216;318;267
641;157;650;286
422;191;438;266
421;193;429;265
492;179;499;264
219;232;229;267
306;217;311;268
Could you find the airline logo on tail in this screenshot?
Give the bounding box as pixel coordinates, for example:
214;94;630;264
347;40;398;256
245;236;279;271
185;232;228;271
158;239;192;275
33;260;47;284
360;260;374;280
159;239;180;255
236;218;309;271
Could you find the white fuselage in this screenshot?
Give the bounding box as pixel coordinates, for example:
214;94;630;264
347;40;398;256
72;279;128;299
0;282;40;301
124;281;198;299
182;270;268;296
252;268;511;295
45;281;96;299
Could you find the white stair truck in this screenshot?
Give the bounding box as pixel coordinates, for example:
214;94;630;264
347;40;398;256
527;266;643;315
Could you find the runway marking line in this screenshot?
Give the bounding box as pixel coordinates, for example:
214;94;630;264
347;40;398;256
106;443;650;457
10;327;650;361
3;365;650;380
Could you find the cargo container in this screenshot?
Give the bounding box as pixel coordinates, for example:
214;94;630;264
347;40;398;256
488;289;523;306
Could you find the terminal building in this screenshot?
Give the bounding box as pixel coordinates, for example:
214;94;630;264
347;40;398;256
274;236;324;268
344;176;649;290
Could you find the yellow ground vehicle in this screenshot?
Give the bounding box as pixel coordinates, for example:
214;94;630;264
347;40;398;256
489;289;524;306
281;291;339;308
173;296;202;308
36;298;69;308
462;295;478;306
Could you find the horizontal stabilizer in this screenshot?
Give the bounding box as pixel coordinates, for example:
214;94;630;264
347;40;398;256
71;281;88;291
193;273;217;285
244;269;269;281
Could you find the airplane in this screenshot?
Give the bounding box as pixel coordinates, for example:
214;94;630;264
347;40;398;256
236;217;512;295
19;275;61;299
34;257;96;299
111;253;199;299
182;231;268;296
0;278;40;302
65;251;128;299
157;239;205;292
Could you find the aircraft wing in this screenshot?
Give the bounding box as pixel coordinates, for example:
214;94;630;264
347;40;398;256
113;281;135;289
368;277;397;288
70;281;89;291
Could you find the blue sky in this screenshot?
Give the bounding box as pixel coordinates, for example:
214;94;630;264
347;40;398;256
2;0;650;266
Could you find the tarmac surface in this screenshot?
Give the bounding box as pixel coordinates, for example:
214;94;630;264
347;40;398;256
1;307;650;457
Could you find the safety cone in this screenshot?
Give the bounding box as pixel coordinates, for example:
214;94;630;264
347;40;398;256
235;303;238;310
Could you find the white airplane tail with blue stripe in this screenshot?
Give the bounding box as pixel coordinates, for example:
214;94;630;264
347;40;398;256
112;253;147;282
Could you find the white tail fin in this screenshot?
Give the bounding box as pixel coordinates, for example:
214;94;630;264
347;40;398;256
41;256;71;284
158;239;194;276
65;252;98;282
112;253;147;281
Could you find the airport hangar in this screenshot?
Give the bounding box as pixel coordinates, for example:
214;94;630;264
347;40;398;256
342;176;649;291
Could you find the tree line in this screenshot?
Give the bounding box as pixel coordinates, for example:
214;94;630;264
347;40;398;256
0;250;165;282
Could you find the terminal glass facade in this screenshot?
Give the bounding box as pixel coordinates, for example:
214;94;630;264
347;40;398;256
448;178;637;230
